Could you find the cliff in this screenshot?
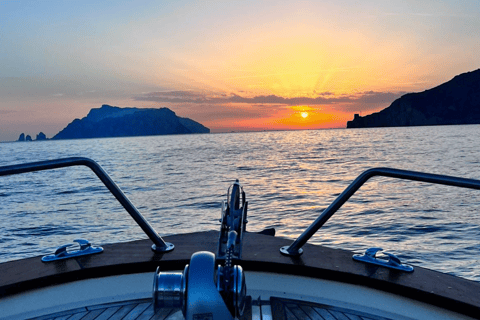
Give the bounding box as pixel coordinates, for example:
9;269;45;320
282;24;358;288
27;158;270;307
52;105;209;140
347;69;480;128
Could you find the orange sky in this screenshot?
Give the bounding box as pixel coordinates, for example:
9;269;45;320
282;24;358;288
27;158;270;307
1;1;480;140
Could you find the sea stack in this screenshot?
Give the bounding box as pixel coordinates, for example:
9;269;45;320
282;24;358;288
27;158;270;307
36;132;47;140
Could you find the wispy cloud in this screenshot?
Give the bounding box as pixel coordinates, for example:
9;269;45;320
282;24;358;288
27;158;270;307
133;90;405;113
0;109;16;114
381;11;474;18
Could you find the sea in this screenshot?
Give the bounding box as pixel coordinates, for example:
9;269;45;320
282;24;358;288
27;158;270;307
1;125;479;282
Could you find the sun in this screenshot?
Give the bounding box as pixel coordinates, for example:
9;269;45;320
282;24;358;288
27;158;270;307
301;112;309;118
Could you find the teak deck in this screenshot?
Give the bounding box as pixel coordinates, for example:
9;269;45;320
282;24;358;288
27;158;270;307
1;231;479;318
29;297;396;320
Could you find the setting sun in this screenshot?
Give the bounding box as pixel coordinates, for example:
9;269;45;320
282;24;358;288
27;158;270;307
301;112;309;118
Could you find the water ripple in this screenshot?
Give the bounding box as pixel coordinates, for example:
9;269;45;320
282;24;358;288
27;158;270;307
0;126;480;282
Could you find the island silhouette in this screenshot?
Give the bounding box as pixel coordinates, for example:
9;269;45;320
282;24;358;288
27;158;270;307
347;69;480;128
52;105;209;140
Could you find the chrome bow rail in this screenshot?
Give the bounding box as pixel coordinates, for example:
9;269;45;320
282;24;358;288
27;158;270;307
281;167;480;256
0;157;174;253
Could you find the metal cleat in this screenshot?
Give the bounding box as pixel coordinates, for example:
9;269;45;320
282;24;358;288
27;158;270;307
353;247;414;272
41;239;103;262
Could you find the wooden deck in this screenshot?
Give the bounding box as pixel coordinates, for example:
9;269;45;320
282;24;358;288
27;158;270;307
30;297;395;320
2;231;480;319
29;299;180;320
270;297;393;320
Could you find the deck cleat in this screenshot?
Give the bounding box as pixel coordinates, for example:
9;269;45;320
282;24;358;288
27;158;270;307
353;247;414;272
41;239;103;262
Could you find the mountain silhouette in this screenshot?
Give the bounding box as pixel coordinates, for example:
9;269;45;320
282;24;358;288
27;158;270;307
347;69;480;128
53;105;209;140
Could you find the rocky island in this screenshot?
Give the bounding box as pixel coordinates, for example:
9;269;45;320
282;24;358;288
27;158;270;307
52;105;209;140
347;69;480;128
17;132;46;141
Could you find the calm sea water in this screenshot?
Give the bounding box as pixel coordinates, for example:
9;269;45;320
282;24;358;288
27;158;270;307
1;126;479;281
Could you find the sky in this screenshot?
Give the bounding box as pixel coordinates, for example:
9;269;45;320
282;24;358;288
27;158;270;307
1;0;479;141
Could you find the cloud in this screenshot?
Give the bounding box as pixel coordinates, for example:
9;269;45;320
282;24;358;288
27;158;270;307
173;102;288;122
356;91;406;103
133;91;211;103
0;109;16;114
132;90;406;113
314;90;334;96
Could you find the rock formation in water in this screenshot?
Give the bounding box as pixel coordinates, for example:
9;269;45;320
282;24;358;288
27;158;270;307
16;132;48;142
36;132;47;140
347;69;480;128
52;105;210;140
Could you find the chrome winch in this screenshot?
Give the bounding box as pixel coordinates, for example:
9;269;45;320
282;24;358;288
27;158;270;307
153;180;248;320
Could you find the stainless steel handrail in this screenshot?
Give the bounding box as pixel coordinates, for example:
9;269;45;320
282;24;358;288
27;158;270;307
280;167;480;256
0;157;174;253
